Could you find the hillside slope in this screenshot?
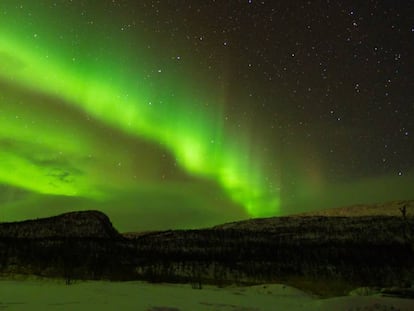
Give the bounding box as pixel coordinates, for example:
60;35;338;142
294;200;414;217
0;210;121;239
0;206;413;295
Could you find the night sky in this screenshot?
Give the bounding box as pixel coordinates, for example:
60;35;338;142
0;1;413;231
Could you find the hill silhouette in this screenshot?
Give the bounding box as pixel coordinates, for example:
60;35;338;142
0;202;413;296
294;200;413;217
0;210;120;239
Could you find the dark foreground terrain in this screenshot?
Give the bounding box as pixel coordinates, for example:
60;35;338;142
1;201;413;296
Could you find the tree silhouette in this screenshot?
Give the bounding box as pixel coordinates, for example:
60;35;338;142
399;205;407;219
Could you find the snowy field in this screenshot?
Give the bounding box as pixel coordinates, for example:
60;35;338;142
1;279;413;311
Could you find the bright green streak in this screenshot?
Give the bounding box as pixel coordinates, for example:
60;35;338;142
0;2;279;216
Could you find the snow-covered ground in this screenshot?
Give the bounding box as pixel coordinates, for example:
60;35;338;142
1;279;413;311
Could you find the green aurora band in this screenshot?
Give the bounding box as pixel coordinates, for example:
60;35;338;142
0;2;280;217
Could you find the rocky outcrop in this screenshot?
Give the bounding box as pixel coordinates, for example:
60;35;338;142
0;211;130;281
0;210;121;239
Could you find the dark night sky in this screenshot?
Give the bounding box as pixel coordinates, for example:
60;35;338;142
0;1;413;231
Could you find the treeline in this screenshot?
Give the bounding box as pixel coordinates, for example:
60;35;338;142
0;237;136;281
130;225;414;286
0;214;413;290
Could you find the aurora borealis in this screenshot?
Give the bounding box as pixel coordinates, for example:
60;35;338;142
0;1;413;231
